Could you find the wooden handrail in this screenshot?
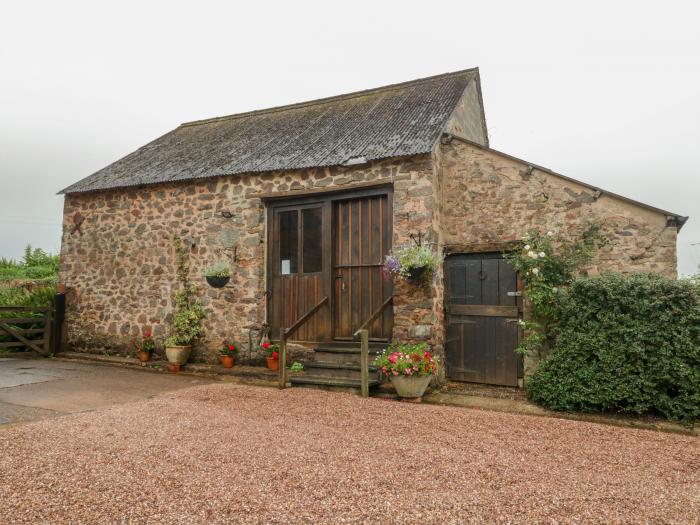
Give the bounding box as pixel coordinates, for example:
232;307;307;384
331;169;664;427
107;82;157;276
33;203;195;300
279;295;329;389
354;296;392;335
283;296;329;340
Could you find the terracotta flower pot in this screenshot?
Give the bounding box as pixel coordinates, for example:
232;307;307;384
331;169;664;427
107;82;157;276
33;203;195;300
165;345;192;365
168;363;181;374
137;351;151;363
389;374;432;399
220;355;234;368
266;356;279;371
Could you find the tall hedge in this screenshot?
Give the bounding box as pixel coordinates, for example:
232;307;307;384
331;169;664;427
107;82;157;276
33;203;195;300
528;273;700;424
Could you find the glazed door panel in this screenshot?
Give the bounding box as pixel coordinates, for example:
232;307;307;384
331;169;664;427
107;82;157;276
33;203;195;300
333;194;393;340
269;202;331;341
444;253;521;386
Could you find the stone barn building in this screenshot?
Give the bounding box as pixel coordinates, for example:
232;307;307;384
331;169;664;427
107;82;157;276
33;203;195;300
59;68;685;388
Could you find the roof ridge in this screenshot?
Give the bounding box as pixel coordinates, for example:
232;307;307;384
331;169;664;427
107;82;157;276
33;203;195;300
179;68;478;128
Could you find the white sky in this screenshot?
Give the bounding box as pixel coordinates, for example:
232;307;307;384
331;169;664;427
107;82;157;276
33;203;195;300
1;0;698;274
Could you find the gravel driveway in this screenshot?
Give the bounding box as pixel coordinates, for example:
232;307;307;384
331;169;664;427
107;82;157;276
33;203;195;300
1;384;698;524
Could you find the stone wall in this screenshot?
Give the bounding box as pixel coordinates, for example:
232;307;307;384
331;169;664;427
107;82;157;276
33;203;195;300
439;139;677;276
60;155;438;363
437;138;678;375
444;78;488;146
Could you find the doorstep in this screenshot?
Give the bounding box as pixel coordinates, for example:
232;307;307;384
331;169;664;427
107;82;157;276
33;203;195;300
55;352;278;386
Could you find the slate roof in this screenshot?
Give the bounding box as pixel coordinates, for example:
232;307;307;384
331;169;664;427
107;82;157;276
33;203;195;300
61;69;480;194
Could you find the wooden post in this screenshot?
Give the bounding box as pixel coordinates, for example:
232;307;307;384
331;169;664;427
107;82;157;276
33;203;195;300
357;329;369;398
42;307;53;356
278;330;287;389
52;293;66;354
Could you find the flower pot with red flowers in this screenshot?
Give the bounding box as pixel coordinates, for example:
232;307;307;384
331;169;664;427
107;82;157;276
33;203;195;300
136;331;156;364
374;342;438;399
219;340;237;368
261;341;280;370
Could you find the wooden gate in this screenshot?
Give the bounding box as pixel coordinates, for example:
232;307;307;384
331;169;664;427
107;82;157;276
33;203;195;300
333;194;392;340
444;253;521;386
0;304;58;356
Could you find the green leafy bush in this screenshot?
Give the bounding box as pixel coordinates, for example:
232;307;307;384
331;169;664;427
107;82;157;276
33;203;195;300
165;236;206;347
203;262;230;278
528;273;700;424
0;246;59;282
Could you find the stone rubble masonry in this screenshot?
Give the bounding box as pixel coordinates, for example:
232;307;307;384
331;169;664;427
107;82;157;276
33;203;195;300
60;156;437;363
437;138;678;374
60;139;678;373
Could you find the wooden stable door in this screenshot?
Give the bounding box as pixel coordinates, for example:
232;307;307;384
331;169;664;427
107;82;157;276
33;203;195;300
268;201;331;341
444;253;521;386
333;194;392;340
268;189;393;343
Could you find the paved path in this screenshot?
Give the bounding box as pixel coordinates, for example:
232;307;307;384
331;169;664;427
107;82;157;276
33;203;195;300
1;382;698;524
0;357;212;425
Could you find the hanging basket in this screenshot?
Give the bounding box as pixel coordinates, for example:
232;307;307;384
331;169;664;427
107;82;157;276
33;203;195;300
206;275;230;288
406;266;428;282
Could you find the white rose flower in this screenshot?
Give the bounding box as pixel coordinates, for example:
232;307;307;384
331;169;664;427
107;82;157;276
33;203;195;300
539;251;546;258
552;287;558;292
547;231;554;236
532;267;539;275
524;244;531;251
528;251;538;259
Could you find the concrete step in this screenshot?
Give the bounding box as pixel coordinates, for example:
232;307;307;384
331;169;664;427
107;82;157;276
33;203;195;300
313;346;383;365
304;361;379;380
290;374;381;394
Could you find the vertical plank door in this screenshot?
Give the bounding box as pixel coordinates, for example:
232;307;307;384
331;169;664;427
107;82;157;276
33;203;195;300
333;194;393;340
444;253;521;386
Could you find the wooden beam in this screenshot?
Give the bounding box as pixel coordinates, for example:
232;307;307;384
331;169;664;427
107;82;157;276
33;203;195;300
447;304;519;317
249;180;393;201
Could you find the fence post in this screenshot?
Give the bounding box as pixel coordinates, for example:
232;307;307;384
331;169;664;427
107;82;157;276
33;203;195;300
358;329;369;398
52;293;66;355
278;330;287;389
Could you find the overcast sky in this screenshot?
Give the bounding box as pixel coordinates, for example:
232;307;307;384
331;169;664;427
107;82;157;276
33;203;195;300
1;1;698;274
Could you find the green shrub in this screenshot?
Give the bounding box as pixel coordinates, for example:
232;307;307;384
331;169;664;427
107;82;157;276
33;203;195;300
528;273;700;424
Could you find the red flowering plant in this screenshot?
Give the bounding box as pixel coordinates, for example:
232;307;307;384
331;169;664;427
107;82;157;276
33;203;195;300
141;331;156;354
260;341;279;360
374;342;438;377
219;340;238;357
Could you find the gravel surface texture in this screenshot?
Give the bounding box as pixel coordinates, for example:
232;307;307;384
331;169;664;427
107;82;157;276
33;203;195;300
1;384;698;524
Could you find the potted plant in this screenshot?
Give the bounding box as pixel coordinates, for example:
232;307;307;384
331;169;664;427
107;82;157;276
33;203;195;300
203;262;230;288
374;342;438;399
219;340;237;368
384;244;442;283
137;331;156;364
164;236;206;370
261;341;279;371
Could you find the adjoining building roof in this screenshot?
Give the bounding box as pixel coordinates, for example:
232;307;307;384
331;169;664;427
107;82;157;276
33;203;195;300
61;69;480;194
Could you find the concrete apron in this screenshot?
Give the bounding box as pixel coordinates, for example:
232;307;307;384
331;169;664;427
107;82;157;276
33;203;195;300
0;356;214;427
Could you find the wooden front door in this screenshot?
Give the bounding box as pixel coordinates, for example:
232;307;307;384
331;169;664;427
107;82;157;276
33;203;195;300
444;253;521;386
268;201;331;341
333;194;393;340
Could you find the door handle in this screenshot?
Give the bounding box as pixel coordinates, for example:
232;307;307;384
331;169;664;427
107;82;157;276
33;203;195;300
507;291;522;297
